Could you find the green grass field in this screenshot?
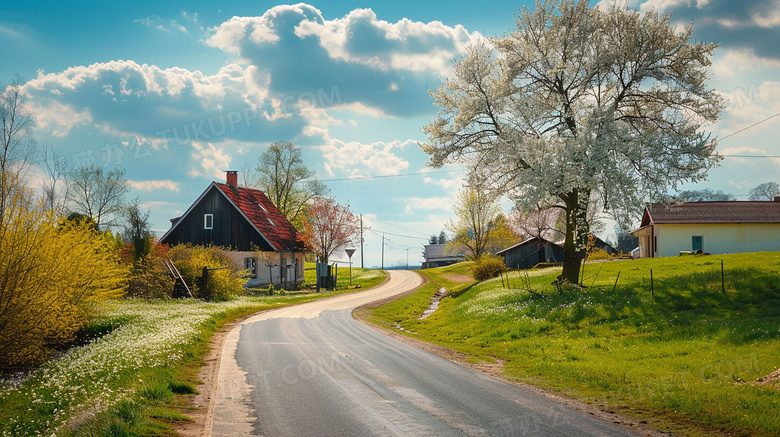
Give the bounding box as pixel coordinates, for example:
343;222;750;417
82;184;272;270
367;253;780;436
0;267;386;437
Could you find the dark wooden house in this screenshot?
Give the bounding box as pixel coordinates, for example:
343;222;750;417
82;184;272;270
496;237;563;270
160;171;306;287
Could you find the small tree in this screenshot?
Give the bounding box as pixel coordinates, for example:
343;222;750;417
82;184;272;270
447;185;501;259
122;198;153;261
421;1;722;284
748;182;780;201
302;197;360;264
66;165;129;230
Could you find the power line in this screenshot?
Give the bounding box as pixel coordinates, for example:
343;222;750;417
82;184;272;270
315;169;460;183
364;217;431;238
719;112;780;142
722;155;780;158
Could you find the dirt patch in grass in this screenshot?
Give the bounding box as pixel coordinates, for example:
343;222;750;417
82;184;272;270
755;368;780;388
441;273;474;283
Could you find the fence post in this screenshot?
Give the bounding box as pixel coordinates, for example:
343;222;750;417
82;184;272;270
721;259;725;294
612;271;621;293
650;269;654;297
201;266;210;301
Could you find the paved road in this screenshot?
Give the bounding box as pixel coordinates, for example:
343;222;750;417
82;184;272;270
211;271;640;436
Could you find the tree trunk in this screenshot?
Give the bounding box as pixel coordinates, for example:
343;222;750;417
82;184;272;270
560;189;588;285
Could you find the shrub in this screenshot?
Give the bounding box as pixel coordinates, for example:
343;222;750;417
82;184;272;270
586;248;614;260
0;190;129;369
472;255;507;281
166;245;246;301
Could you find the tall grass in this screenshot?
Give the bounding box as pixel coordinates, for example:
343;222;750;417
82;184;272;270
0;267;387;436
369;252;780;436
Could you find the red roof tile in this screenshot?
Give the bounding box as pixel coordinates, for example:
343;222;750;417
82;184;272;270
214;182;304;251
642;201;780;226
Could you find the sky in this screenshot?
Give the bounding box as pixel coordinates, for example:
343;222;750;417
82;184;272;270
2;0;779;268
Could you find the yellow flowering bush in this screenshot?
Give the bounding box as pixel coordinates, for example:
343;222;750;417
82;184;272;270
0;189;129;369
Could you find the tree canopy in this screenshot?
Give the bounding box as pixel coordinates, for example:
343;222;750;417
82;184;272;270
421;0;722;283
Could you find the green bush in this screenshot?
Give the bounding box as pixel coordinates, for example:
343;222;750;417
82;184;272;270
472;255;507;281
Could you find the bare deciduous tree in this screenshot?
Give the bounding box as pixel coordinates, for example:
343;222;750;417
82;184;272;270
421;1;722;283
748;182;780;201
1;75;36;225
255;141;329;229
66;165;130;230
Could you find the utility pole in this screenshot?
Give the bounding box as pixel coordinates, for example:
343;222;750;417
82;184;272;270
381;233;385;270
360;214;364;268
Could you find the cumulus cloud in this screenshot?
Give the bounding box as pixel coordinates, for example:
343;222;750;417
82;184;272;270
188;142;232;180
635;0;780;61
205;4;482;117
22;60;311;147
716;81;780;133
320;137;413;178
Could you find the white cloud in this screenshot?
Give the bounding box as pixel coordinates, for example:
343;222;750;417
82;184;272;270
129;180;180;191
320;138;412;178
749;0;780;28
401;196;452;214
293;7;482;76
711;49;780;78
716;81;780;133
189;142;232;180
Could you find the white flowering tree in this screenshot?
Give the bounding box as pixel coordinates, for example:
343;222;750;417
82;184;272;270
421;0;723;284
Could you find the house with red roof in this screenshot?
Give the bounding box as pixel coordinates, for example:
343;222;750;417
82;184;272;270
160;171;307;288
631;199;780;258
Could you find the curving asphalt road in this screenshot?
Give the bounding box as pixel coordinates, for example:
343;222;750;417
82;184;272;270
211;270;641;436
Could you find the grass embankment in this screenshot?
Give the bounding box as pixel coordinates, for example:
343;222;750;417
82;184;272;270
0;267;385;436
367;253;780;436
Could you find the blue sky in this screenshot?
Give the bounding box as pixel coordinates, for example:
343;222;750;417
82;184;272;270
2;0;779;267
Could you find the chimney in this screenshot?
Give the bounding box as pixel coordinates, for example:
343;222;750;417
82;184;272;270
226;170;238;187
774;195;780;202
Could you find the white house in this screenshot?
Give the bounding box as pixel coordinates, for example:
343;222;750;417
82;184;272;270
631;199;780;258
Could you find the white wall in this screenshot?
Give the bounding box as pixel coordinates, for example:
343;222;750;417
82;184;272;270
655;223;780;257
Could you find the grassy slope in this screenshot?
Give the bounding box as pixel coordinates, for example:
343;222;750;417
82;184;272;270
367;253;780;436
0;267;386;436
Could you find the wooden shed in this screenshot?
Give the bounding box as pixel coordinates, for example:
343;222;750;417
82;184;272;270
496;237;563;270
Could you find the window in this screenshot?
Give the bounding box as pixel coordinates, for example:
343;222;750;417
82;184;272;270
204;214;213;230
267;217;276;227
692;236;703;252
244;257;257;279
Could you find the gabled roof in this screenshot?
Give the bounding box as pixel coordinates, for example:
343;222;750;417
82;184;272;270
213;182;304;251
497;237;560;255
160;181;304;251
641;201;780;226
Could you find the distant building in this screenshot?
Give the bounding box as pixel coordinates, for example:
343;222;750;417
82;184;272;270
497;237;564;270
160;171;307;288
631;199;780;258
422;244;465;269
